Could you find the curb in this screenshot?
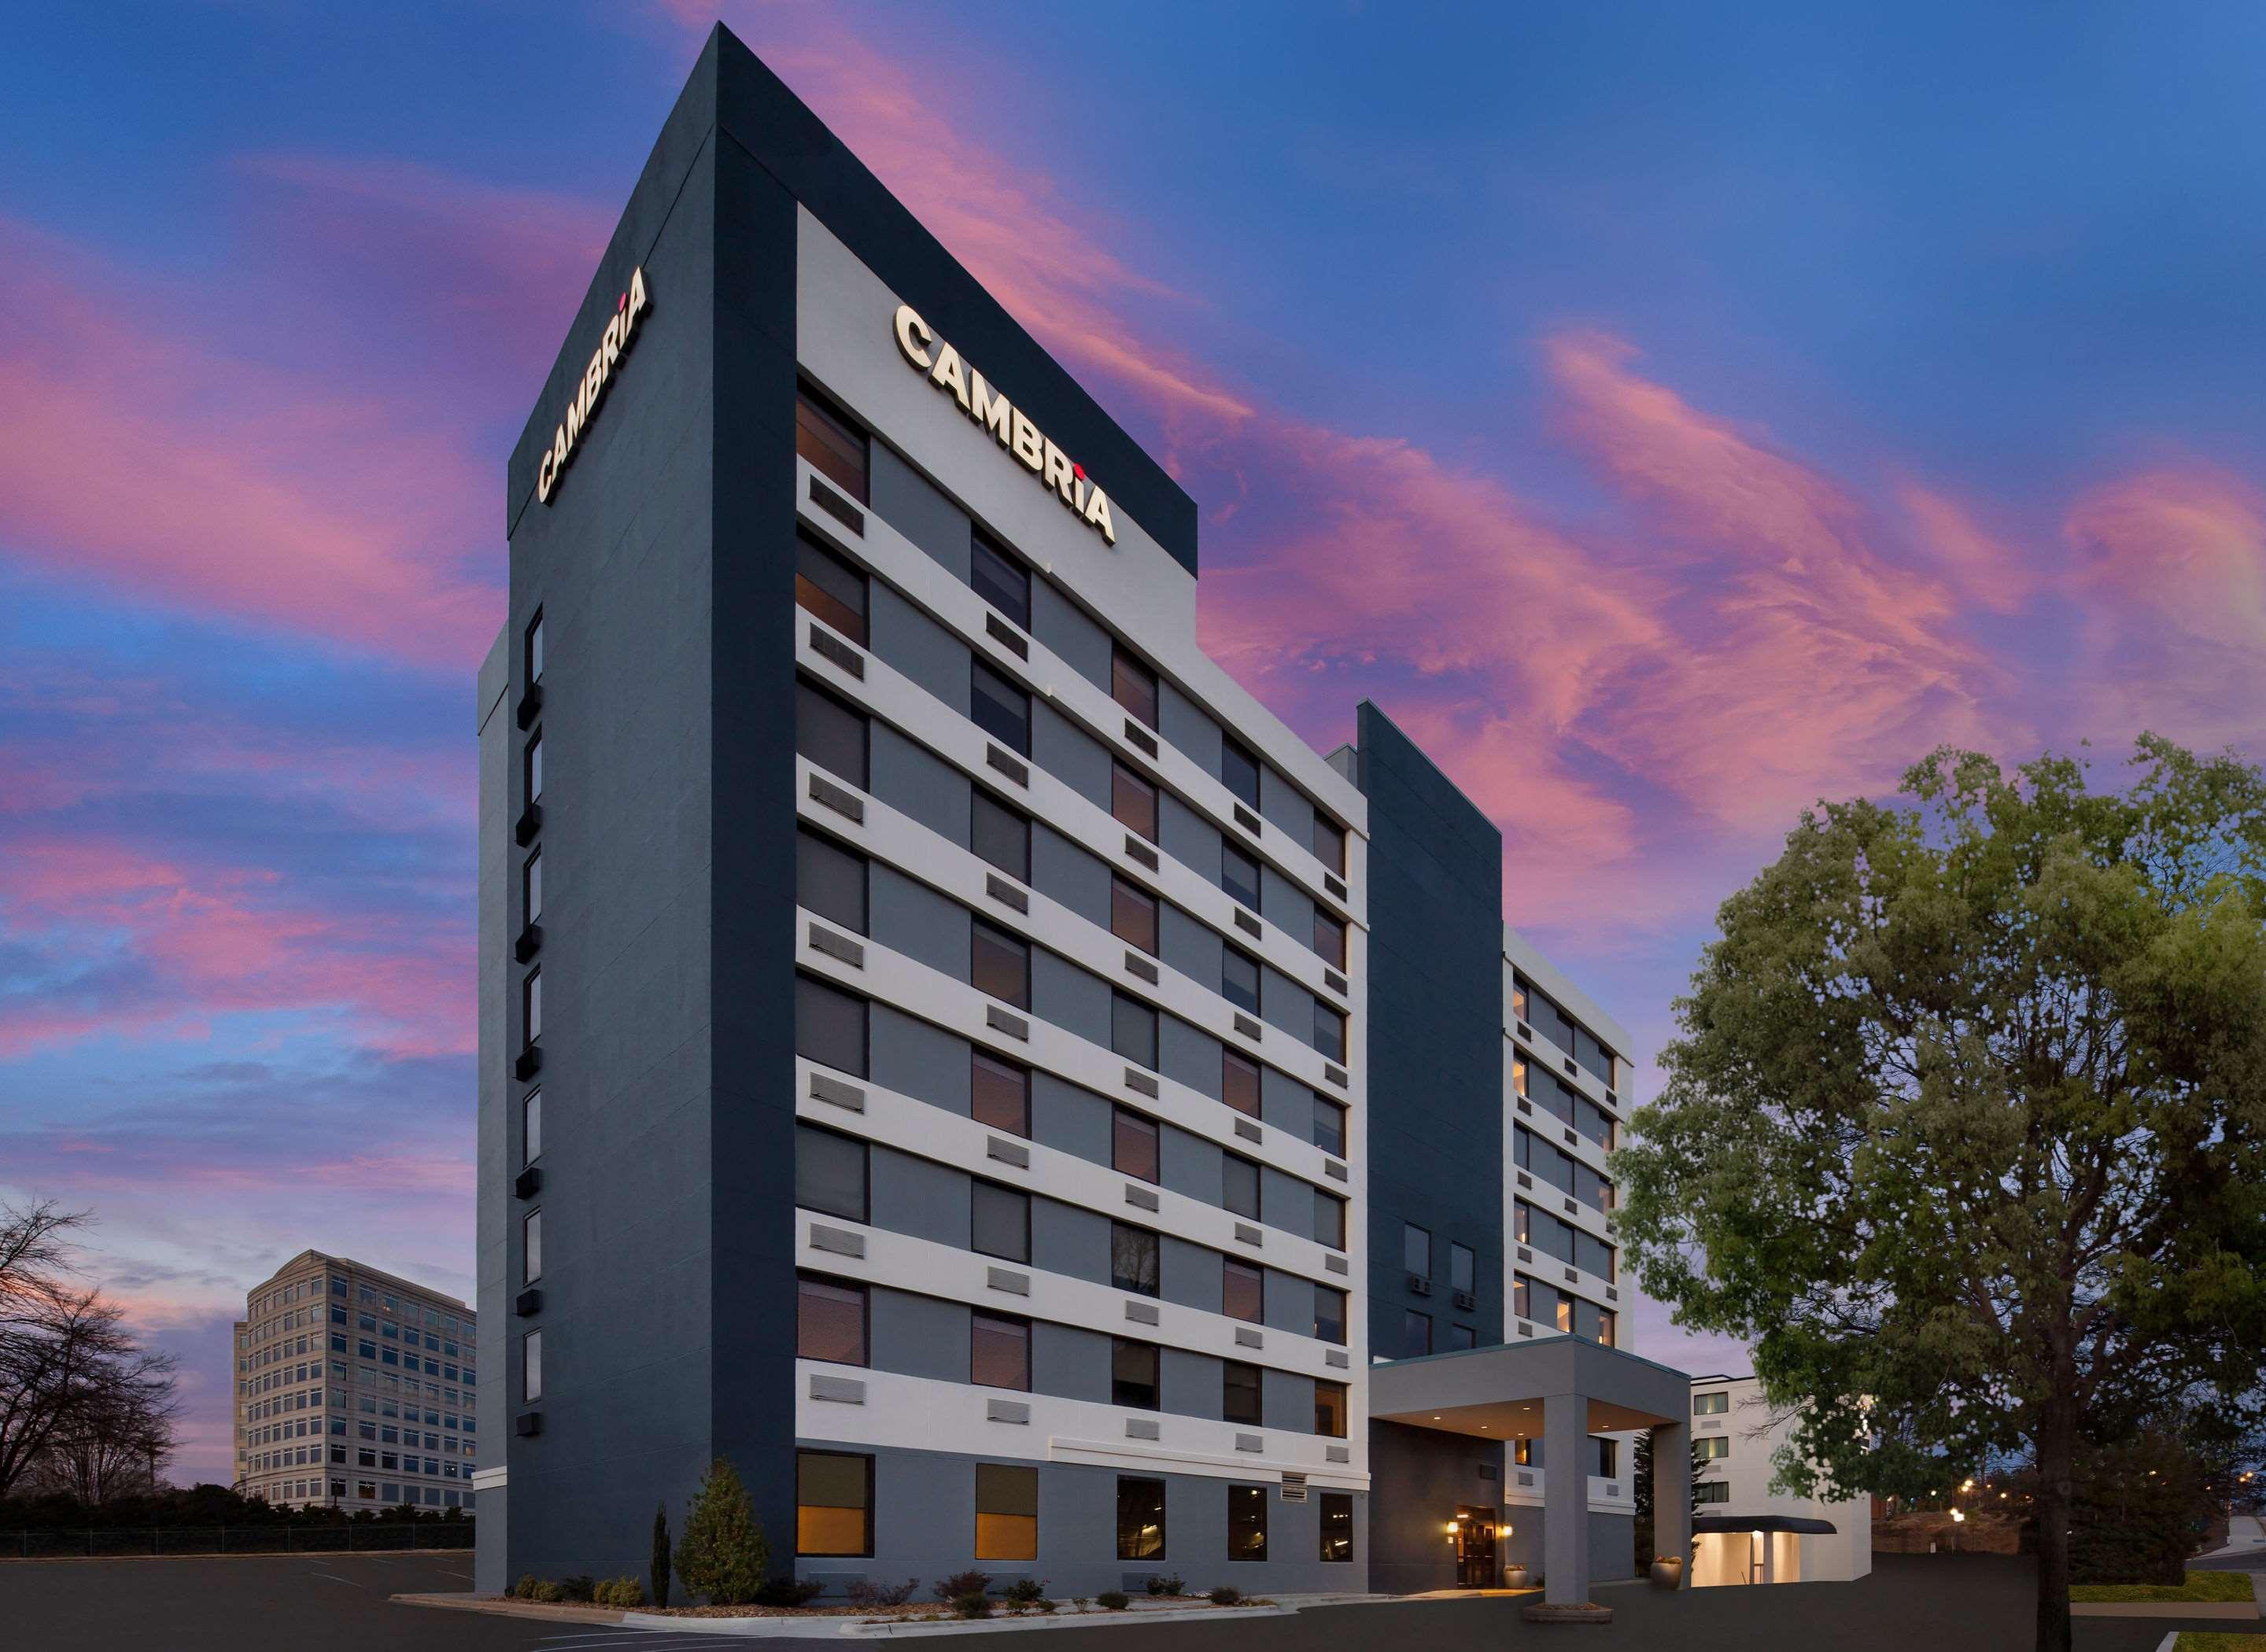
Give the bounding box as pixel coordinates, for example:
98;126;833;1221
842;1606;1297;1639
392;1592;627;1624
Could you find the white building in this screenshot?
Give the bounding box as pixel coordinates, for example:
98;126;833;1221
1687;1374;1871;1585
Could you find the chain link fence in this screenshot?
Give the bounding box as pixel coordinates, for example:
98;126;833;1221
6;1523;475;1558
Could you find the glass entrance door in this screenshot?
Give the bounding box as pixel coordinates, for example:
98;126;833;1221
1455;1505;1497;1587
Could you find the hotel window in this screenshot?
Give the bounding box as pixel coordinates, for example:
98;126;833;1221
1111;647;1158;728
1116;1476;1166;1558
1222;949;1260;1015
971;921;1029;1009
1110;1225;1160;1297
1221;740;1261;812
970;1312;1030;1392
1449;1325;1477;1351
522;1211;542;1285
1592;1437;1619;1477
1313;816;1345;876
1404;1310;1432;1355
526;612;544;684
1112;993;1157;1069
521;1091;541;1167
1111;761;1158;841
522;972;542;1047
1111;877;1159;954
1223;1049;1261;1118
795;974;868;1078
1319;1492;1353;1562
1311;1094;1345;1156
1696;1436;1730;1461
1113;1108;1160;1182
1315;1379;1348;1439
1227;1484;1268;1561
970;1050;1029;1136
1315;1286;1347;1344
796;680;869;789
1313;909;1346;969
795;1125;868;1223
796;1450;873;1557
797;1278;865;1359
1404;1223;1432;1281
1223;1153;1260;1221
972;791;1030;883
1451;1243;1475;1298
795;388;869;504
1315;1190;1346;1250
1109;1338;1161;1411
1515;1436;1539;1467
1514;1275;1532;1322
795;530;869;645
525;732;543;802
1696;1481;1730;1505
1223;1259;1263;1322
523;850;543;924
1693;1391;1729;1416
974;1463;1039;1561
970;1182;1030;1264
521;1330;542;1403
1221;843;1261;912
797;828;867;935
969;531;1030;629
971;662;1031;758
1313;1001;1346;1063
1222;1361;1263;1426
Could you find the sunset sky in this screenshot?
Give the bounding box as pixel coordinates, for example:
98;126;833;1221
4;2;2263;1484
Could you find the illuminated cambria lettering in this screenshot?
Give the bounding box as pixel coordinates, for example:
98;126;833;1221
537;267;651;505
893;303;1117;544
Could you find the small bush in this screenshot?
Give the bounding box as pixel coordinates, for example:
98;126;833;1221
1097;1591;1129;1610
953;1592;992;1619
1207;1586;1242;1606
753;1576;825;1606
559;1576;596;1603
676;1458;769;1606
593;1576;648;1608
531;1580;570;1604
1147;1573;1184;1596
1002;1577;1050;1605
511;1574;541;1600
847;1576;922;1608
934;1569;992;1601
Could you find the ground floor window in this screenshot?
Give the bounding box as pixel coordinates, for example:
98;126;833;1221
1227;1484;1268;1561
798;1451;873;1556
1696;1481;1729;1504
974;1464;1038;1561
1116;1477;1165;1559
1319;1492;1353;1562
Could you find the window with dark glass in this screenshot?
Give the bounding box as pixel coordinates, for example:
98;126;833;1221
1113;1108;1160;1182
1592;1437;1620;1477
1111;877;1158;954
1313;1001;1346;1063
972;792;1030;882
1313;816;1345;876
522;1091;541;1167
1451;1243;1475;1296
1222;949;1260;1014
1222;1361;1263;1425
974;1462;1039;1561
1227;1484;1268;1561
526;611;544;684
1112;762;1158;841
797;828;867;935
1313;910;1346;969
1221;740;1261;811
1223;1156;1260;1222
1319;1492;1353;1562
797;1276;866;1366
1315;1380;1348;1438
796;680;868;789
1404;1310;1432;1356
1316;1191;1345;1250
971;1050;1029;1136
972;921;1030;1009
1112;993;1157;1068
1222;1259;1263;1322
522;971;542;1047
795;1126;868;1222
970;531;1030;629
795;974;868;1077
1514;1274;1532;1322
1311;1094;1345;1156
526;732;543;802
1112;647;1158;728
1404;1222;1432;1280
795;389;869;503
1112;1337;1160;1409
1221;843;1261;912
1314;1286;1346;1344
970;1311;1029;1391
523;850;542;924
971;662;1031;757
1116;1475;1166;1558
795;1450;873;1557
795;530;869;644
522;1209;542;1284
971;1181;1030;1263
1449;1325;1477;1351
1110;1224;1160;1297
1223;1049;1261;1118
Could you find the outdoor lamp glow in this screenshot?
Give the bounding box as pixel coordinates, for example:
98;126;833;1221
1950;1508;1966;1523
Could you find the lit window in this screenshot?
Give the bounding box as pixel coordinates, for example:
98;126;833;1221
974;1463;1038;1561
1693;1391;1729;1416
1315;1380;1348;1438
1696;1436;1730;1461
796;1450;873;1556
795;389;869;503
795;531;869;645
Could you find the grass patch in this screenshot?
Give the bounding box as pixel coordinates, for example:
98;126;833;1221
2173;1634;2266;1651
2071;1571;2253;1605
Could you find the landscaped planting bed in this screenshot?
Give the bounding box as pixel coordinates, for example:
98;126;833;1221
2071;1572;2253;1605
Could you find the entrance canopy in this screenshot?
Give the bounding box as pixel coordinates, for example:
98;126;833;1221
1369;1333;1692;1436
1692;1516;1838;1536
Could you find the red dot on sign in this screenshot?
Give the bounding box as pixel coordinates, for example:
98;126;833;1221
618;293;627;312
1072;463;1086;480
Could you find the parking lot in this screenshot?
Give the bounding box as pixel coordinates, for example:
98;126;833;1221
0;1551;2253;1650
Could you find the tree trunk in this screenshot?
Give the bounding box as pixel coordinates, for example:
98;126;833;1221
2034;1391;2076;1652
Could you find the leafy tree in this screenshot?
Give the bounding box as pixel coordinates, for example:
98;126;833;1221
1615;737;2266;1652
651;1499;672;1609
674;1458;768;1605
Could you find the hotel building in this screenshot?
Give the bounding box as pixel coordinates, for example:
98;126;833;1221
1685;1374;1873;1586
232;1249;479;1512
474;24;1692;1606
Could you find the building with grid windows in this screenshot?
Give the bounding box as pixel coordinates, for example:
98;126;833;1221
232;1250;479;1513
474;24;1694;1607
